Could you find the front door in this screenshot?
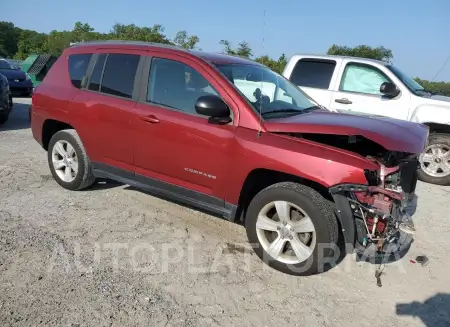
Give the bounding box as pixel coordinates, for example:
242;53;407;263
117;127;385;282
132;54;236;203
329;61;410;120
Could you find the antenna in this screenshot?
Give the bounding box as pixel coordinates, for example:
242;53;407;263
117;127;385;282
431;54;450;82
257;9;266;138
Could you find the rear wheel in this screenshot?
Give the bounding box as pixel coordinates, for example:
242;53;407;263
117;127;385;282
47;129;95;190
245;182;339;276
418;133;450;186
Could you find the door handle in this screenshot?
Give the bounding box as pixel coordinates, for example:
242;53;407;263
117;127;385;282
140;115;160;123
335;98;353;105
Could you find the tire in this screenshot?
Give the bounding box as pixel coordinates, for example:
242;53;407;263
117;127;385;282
47;129;95;190
245;182;339;276
418;133;450;186
0;112;9;124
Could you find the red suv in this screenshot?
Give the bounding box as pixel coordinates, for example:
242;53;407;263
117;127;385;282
31;41;428;275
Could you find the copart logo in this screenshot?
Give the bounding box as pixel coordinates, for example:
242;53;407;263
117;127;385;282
184;168;216;179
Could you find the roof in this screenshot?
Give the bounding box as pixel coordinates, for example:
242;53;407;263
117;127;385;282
70;40;260;66
290;53;388;66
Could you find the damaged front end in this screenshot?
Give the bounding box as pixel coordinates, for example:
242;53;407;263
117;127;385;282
330;150;419;259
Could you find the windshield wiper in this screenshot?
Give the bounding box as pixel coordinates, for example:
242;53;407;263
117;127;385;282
261;106;320;117
261;109;303;117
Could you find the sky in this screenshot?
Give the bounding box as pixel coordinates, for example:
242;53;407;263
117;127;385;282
2;0;450;81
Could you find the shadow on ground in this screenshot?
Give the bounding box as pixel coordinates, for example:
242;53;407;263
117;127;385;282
397;293;450;327
0;102;31;131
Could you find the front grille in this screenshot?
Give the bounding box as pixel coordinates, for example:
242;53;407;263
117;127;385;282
399;158;419;194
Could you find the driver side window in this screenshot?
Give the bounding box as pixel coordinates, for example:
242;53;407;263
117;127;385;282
340;63;391;95
147;58;218;116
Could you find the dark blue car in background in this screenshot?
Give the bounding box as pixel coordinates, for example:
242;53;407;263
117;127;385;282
0;59;33;96
0;73;13;124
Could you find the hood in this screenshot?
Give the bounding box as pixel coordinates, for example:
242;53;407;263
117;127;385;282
264;110;429;154
430;94;450;103
0;68;26;80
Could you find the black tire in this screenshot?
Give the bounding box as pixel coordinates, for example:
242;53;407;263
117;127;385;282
0;112;9;124
47;129;95;190
418;133;450;186
245;182;339;276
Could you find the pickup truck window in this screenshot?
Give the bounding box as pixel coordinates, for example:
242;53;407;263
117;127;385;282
340;63;390;95
147;57;218;116
386;64;424;93
290;59;336;90
215;63;317;118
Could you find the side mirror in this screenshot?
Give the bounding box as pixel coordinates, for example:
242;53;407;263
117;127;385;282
380;82;400;97
195;95;231;124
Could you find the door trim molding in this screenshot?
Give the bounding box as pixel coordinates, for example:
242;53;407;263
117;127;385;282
91;162;237;221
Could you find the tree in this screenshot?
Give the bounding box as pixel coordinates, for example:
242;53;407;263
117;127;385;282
173;30;200;49
255;53;288;73
0;21;20;58
220;40;253;58
327;44;393;63
108;23;171;44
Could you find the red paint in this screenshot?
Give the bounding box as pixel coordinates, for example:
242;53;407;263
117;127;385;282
31;42;428;206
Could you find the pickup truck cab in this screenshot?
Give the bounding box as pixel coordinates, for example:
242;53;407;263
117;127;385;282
283;54;450;185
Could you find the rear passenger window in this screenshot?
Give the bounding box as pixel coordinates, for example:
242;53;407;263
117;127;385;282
99;54;140;99
88;54;106;91
290;59;336;90
68;53;92;88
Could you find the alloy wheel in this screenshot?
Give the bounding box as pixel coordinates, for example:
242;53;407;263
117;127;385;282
255;200;316;264
420;144;450;178
51;140;79;183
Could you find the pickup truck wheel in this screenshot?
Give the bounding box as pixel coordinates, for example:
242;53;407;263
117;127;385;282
418;133;450;186
47;129;96;191
245;182;339;276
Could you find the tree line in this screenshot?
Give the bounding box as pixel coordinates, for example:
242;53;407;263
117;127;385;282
1;20;449;96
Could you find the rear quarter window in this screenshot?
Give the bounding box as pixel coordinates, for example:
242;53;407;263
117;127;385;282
68;53;92;89
290;59;336;90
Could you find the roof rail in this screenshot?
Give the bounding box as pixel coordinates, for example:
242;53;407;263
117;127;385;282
69;40;186;51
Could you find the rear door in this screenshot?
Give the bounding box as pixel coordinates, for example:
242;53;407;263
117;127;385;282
286;58;339;108
328;61;410;120
70;51;143;172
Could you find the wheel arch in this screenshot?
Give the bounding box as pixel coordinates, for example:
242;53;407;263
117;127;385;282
42;119;74;151
234;168;333;222
422;122;450;135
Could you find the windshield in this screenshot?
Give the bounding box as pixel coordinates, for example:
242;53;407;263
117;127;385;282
214;63;319;118
0;60;14;70
386;64;424;92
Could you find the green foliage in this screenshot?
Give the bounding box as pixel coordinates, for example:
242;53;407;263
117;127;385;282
254;54;287;74
173;31;200;50
0;21;20;58
219;40;253;58
414;78;450;97
327;44;393;63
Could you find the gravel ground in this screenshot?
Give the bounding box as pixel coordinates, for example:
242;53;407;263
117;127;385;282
1;98;450;327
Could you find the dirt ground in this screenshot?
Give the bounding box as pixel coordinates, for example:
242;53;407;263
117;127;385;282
1;98;450;327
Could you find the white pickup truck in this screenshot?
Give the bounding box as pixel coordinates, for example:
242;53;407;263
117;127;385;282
282;54;450;185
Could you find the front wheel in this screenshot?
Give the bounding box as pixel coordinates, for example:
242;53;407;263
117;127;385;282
418;133;450;186
245;182;339;276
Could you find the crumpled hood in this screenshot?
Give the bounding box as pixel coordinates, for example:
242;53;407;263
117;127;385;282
264;110;429;154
